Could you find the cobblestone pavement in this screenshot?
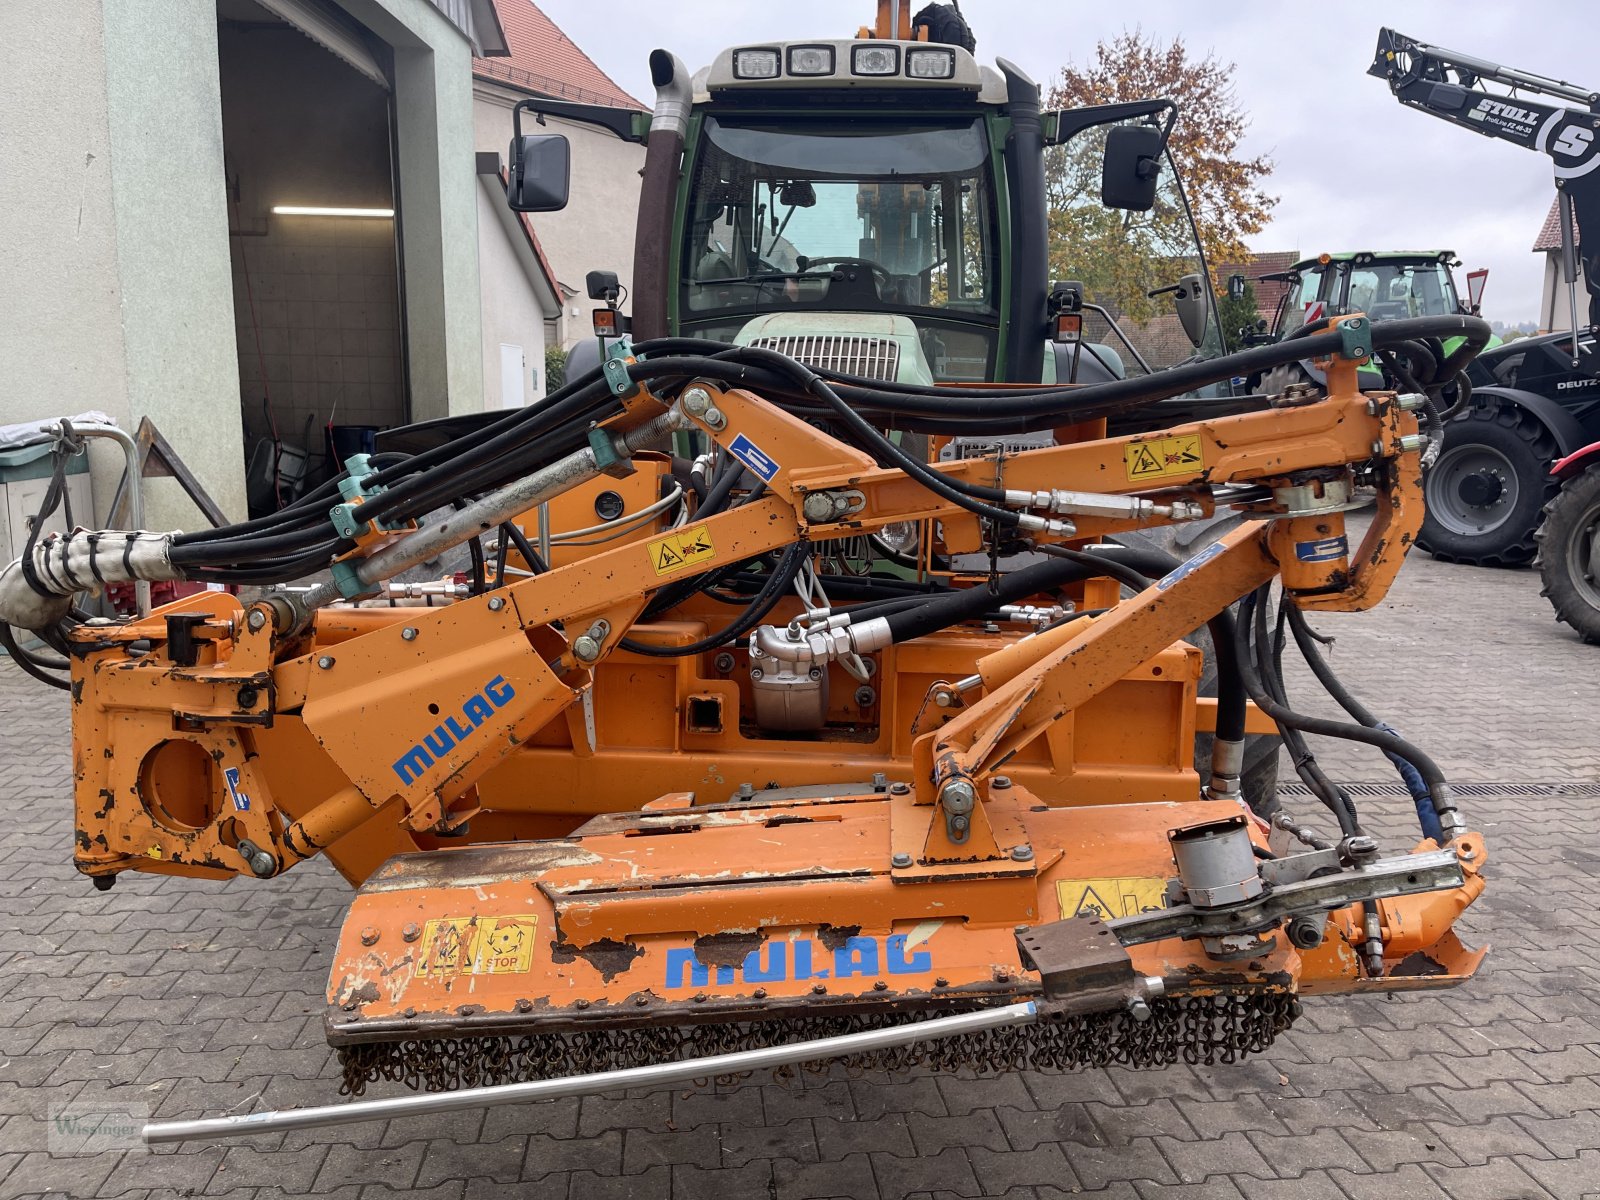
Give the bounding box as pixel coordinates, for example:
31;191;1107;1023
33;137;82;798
2;548;1598;1199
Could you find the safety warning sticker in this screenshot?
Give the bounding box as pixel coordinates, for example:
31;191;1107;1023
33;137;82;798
1055;876;1168;920
416;914;540;976
1124;434;1202;481
647;524;716;576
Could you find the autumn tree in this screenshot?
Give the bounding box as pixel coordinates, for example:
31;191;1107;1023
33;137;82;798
1044;31;1276;327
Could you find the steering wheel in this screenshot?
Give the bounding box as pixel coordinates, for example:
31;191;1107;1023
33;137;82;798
799;257;895;284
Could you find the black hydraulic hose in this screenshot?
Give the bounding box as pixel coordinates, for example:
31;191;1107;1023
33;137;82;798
1283;603;1446;842
501;520;548;576
878;556;1102;644
621;542;807;657
0;622;71;690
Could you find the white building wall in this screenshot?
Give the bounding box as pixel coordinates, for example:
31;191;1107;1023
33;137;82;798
473;83;644;348
0;0;244;528
476;186;551;405
1542;253;1590;333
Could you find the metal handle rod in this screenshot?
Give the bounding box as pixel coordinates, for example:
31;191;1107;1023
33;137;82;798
41;420;148;616
144;1001;1037;1145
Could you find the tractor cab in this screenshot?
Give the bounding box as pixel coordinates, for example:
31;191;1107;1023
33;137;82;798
1269;250;1469;337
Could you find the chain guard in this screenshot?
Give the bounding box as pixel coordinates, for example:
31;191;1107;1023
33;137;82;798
336;990;1300;1095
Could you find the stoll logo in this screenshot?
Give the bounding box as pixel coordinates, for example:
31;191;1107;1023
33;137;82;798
1470;98;1539;125
664;933;933;989
392;674;516;785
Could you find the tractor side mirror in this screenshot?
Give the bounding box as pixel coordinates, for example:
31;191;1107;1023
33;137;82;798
1101;124;1163;212
1228;273;1247;302
508;133;570;213
1171;273;1210;348
779;181;817;208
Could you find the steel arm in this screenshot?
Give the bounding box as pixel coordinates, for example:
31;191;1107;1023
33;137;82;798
1371;28;1600;342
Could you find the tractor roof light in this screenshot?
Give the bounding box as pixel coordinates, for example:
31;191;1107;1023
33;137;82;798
852;44;900;76
787;45;835;77
732;48;781;79
906;48;957;79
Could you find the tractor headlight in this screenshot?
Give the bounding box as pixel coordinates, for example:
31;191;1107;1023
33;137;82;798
732;48;781;79
851;44;900;76
873;522;920;557
906;48;957;79
787;45;835;77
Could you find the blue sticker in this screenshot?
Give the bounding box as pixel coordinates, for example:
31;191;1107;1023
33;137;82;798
223;766;251;812
727;433;780;482
1295;535;1349;563
1155;539;1227;590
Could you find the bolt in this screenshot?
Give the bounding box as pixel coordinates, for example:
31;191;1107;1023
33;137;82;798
634;995;650;1007
457;1005;475;1017
402;923;421;942
317;655;335;670
514;998;533;1013
735;782;755;801
939;779;977;815
1127;997;1153;1023
934;690;955;708
574;997;590;1009
991;775;1012;790
236;685;258;708
950;814;970;836
891;852;913;868
871;771;888;791
403;1006;417;1019
487;596;506;612
802;491;843;523
812;983;826;995
401;627;419;641
1011;843;1034;862
704;407;727;431
246;609;268;632
855;686;876;706
753;988;767;999
573;635;601;663
750;667;764;680
694;993;708;1003
713;651;736;673
360;926;380;946
873;980;888;991
809;667;823;681
683;387;711;415
935;977;949;988
889;782;910;796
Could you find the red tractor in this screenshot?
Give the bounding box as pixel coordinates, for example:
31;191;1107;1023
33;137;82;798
1539;443;1600;642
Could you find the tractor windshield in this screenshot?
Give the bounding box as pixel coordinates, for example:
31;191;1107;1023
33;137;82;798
1280;259;1461;335
679;116;1001;379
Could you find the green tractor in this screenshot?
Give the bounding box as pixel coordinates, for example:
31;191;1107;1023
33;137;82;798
1243;250;1497;393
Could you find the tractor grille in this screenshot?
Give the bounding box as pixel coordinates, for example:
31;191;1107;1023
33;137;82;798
748;334;901;381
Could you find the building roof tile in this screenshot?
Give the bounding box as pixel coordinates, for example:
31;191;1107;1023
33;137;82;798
1533;196;1580;252
473;0;643;110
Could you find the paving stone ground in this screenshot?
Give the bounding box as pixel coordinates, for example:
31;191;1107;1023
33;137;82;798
1;545;1598;1198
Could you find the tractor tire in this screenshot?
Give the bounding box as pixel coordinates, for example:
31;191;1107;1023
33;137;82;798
1418;404;1559;567
1535;466;1600;644
1109;517;1280;820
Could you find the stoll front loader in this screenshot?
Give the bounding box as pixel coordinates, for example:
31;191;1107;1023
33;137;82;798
0;5;1492;1143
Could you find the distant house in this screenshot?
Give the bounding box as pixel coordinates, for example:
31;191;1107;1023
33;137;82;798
472;1;647;361
1533;197;1585;333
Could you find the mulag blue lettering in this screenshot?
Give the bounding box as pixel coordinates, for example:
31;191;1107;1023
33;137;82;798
664;933;933;990
392;674;516;786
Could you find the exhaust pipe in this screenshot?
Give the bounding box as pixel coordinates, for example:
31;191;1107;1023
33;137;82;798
631;51;691;341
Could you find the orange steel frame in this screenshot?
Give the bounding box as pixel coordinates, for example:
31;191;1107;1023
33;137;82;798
64;323;1487;1028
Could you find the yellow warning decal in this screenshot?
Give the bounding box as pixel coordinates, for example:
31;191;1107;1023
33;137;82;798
1056;877;1168;920
1124;434;1203;481
648;524;716;577
415;914;539;976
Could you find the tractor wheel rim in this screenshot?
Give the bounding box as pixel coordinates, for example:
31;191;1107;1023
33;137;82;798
1564;496;1600;612
1428;444;1519;536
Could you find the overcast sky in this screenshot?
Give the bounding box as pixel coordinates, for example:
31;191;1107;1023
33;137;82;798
536;0;1595;327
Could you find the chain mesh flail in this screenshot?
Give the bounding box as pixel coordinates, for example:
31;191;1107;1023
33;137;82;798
336;991;1300;1095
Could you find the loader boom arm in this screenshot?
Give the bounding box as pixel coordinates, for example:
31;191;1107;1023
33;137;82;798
1370;28;1600;354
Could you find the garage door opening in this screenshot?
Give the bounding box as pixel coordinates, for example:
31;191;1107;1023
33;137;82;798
217;0;407;517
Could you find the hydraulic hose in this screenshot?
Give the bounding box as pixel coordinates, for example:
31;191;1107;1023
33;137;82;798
620;541;807;657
